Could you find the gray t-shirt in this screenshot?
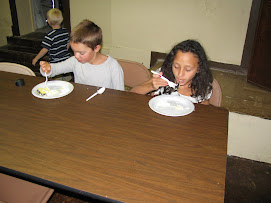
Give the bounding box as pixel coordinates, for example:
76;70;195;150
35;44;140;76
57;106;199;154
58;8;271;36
40;56;124;91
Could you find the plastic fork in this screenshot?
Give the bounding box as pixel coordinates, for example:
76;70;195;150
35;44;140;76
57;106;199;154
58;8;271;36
44;72;49;90
151;70;177;88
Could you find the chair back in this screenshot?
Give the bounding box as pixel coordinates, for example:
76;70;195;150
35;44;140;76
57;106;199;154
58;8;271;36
0;62;36;76
209;78;222;107
117;59;151;88
0;173;54;203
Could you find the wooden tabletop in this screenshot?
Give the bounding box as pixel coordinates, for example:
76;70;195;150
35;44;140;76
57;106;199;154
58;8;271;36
0;71;229;202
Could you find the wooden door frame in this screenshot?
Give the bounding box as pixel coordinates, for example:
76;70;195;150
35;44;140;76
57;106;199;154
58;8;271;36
62;0;71;33
9;0;20;36
241;0;262;71
246;0;271;90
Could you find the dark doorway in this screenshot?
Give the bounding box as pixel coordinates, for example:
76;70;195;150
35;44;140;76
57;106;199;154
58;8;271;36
247;0;271;91
9;0;70;35
32;0;70;33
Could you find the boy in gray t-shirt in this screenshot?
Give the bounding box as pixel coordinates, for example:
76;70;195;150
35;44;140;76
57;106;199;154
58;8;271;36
39;19;124;91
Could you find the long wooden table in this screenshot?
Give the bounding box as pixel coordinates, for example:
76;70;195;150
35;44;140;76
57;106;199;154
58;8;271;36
0;71;228;202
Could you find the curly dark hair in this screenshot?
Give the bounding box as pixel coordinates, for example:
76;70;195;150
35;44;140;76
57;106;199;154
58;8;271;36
161;40;213;99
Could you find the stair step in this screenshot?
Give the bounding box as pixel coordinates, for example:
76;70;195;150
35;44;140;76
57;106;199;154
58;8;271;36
0;48;48;74
0;47;49;61
7;36;43;49
20;32;47;40
1;31;58;77
0;44;41;54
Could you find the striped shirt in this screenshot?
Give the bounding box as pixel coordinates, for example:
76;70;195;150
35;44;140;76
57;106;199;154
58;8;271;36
42;28;70;63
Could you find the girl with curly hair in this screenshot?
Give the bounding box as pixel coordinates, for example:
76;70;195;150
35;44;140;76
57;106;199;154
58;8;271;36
131;40;213;104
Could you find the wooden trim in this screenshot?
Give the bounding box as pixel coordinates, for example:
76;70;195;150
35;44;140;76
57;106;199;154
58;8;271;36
241;0;262;70
9;0;20;36
208;61;247;75
62;0;71;33
246;0;271;91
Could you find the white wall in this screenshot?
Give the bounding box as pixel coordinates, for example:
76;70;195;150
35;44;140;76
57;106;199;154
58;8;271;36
228;112;271;164
70;0;112;49
0;0;13;46
0;0;35;43
70;0;252;68
15;0;34;35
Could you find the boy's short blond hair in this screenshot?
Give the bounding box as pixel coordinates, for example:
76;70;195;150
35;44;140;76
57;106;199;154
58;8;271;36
47;8;63;25
70;19;102;50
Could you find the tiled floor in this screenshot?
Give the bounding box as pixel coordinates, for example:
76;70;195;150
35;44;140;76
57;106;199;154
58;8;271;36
224;156;271;202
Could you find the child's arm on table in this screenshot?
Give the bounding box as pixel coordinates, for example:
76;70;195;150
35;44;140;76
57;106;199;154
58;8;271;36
130;74;168;95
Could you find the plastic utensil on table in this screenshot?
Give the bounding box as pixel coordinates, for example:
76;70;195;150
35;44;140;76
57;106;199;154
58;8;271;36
86;87;106;101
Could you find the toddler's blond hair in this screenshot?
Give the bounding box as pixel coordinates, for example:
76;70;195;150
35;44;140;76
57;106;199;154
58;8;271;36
47;8;63;25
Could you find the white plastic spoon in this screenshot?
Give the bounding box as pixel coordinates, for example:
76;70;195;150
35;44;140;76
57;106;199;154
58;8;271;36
86;87;106;101
151;70;177;88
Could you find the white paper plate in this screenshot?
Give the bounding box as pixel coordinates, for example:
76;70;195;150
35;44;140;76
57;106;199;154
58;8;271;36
148;95;195;117
32;81;74;99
